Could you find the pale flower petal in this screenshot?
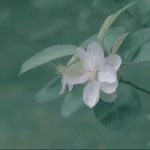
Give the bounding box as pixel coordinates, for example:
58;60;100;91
59;77;67;94
68;84;74;91
100;90;117;102
98;66;117;83
87;42;105;70
67;54;79;67
105;54;122;71
100;80;118;94
64;61;87;84
64;71;87;85
83;80;100;108
77;47;95;71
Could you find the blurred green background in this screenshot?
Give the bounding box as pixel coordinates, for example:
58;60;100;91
1;0;150;149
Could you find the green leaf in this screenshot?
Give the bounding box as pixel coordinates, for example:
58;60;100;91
129;41;150;64
98;2;136;41
80;27;126;51
93;83;142;131
61;85;84;118
118;28;150;62
120;63;150;90
111;32;129;54
35;76;64;102
117;0;150;25
104;27;126;52
19;45;77;75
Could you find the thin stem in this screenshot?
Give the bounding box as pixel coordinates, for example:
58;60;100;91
124;10;148;28
114;0;148;28
119;66;127;72
120;77;150;94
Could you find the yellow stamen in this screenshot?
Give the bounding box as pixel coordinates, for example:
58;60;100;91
55;64;66;74
84;71;96;82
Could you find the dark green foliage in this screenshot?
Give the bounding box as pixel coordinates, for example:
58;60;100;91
94;83;142;131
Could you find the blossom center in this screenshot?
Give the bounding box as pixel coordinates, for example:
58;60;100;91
55;64;66;74
84;70;97;82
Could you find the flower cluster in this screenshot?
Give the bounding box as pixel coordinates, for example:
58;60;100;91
58;42;122;108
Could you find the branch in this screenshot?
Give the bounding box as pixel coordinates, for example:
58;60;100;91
120;77;150;94
114;0;148;28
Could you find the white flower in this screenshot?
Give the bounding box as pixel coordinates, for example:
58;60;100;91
65;42;122;108
59;77;74;94
56;54;80;94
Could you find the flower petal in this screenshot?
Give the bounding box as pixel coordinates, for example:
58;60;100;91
67;54;79;67
83;80;100;108
64;71;87;85
68;84;74;91
77;47;94;71
105;54;122;71
59;77;67;94
100;80;118;94
100;90;117;102
98;66;117;83
64;61;87;84
87;42;105;70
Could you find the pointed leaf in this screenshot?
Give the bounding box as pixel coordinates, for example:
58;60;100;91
19;45;77;75
104;27;126;52
130;41;150;64
93;83;142;131
118;28;150;62
117;0;150;25
111;32;129;54
35;76;64;102
120;62;150;90
98;2;136;41
61;85;84;118
80;27;126;51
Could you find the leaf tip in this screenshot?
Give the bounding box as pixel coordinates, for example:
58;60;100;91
61;108;70;118
61;112;70;118
127;1;137;7
34;94;41;103
18;64;27;76
18;70;23;77
132;1;137;5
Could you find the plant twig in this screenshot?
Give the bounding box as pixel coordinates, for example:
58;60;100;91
114;0;148;28
120;77;150;94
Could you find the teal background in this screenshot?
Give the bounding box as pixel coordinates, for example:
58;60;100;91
1;0;150;149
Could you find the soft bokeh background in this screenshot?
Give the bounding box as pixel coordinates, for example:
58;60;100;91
1;0;150;149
